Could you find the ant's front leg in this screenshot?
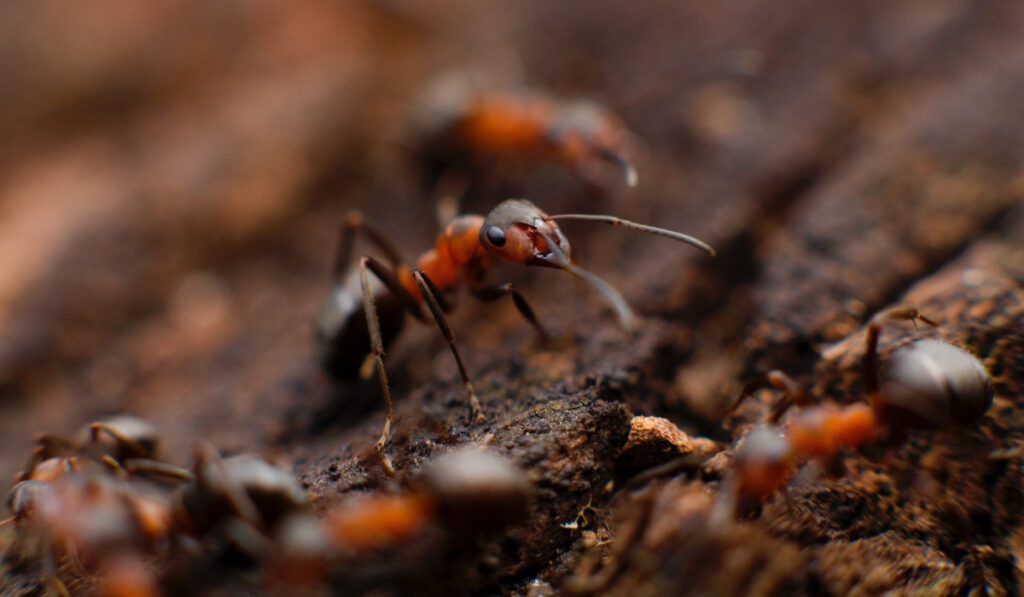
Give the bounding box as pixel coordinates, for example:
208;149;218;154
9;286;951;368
333;211;406;280
358;257;475;451
469;282;548;341
359;257;487;449
413;270;485;424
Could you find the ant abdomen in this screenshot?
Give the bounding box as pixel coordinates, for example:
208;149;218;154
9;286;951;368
316;272;405;381
876;340;993;428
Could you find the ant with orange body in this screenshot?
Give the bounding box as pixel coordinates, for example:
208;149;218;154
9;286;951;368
316;199;715;449
411;76;638;221
271;447;531;592
728;306;994;501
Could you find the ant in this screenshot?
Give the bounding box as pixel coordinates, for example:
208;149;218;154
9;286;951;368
2;473;175;597
271;447;530;590
309;447;530;552
18;415;192;484
411;76;639;221
173;444;309;559
729;306;993;500
316;199;715;449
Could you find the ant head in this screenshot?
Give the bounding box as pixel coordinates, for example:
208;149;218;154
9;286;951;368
479;200;572;268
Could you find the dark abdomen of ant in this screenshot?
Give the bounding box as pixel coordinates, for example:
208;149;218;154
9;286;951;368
316;271;405;381
875;339;993;428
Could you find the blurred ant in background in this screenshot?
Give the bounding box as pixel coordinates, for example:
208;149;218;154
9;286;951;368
272;447;531;591
409;73;639;223
729;306;993;501
316;198;715;450
18;414;192;484
4;466;180;596
2;415;190;596
172;444;309;564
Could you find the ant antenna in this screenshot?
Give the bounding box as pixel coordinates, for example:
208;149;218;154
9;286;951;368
595;148;638;187
536;230;638;331
548;214;715;256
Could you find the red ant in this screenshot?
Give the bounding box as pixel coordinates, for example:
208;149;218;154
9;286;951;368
316;199;715;449
270;447;531;591
411;76;638;220
296;447;530;553
729;306;993;500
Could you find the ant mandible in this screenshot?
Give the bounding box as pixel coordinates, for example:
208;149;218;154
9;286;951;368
316;199;715;450
729;306;993;500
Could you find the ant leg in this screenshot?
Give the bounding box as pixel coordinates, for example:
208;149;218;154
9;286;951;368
730;370;808;424
101;455;129;479
90;423;151;459
360;259;399;450
412;270;485;424
194;444;263;529
122;458;194;481
358;256;450;450
614;452;711;499
864;306;937;396
360;257;429;321
470;283;548;340
16;443;78;482
333;211;406;279
15;447;48;482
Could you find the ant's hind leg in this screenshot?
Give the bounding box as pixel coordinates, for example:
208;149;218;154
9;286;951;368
358;256;447;449
359;259;398;450
730;370;808;424
412;270;485;424
470;283;548;340
333;212;406;279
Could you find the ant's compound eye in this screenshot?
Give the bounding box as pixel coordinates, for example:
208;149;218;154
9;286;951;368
485;226;506;247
